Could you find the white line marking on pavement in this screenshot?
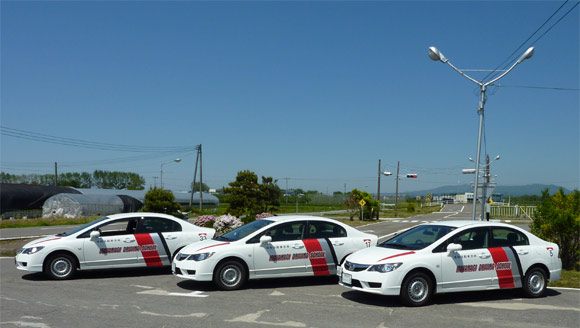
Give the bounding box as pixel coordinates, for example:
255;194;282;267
226;310;306;327
140;311;207;318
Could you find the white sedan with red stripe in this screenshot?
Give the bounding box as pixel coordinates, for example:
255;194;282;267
14;213;215;280
172;215;377;290
339;220;562;306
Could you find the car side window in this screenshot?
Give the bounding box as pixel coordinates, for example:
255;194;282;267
448;228;489;251
491;228;529;247
79;218;140;238
307;221;347;239
138;217;182;233
265;222;306;242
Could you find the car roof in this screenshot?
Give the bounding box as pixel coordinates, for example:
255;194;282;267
425;220;513;229
105;212;178;220
262;215;337;223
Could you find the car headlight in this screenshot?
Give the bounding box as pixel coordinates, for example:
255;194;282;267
187;252;215;261
18;246;45;255
368;262;402;273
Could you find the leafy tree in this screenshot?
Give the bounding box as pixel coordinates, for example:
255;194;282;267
260;176;282;213
58;172;92;188
344;189;380;220
191;182;210;193
93;170;145;190
222;170;281;223
1;170;145;189
530;189;580;270
141;188;181;216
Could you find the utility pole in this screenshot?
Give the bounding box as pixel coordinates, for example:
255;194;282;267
395;161;400;217
377;159;381;220
199;144;203;212
54;162;58;186
189;144;203;211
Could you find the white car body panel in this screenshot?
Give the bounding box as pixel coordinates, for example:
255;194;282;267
15;213;215;276
339;220;562;299
172;215;378;285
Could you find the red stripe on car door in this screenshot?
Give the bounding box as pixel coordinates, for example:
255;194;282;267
303;239;329;276
135;233;162;267
488;247;515;288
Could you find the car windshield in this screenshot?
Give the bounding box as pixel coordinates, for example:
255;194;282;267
56;216;109;236
378;225;455;250
214;219;274;242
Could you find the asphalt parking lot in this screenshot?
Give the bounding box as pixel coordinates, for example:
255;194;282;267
1;258;579;328
2;207;578;328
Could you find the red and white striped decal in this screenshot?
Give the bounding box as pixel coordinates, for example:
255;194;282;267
135;233;162;267
488;247;515;289
378;251;415;262
303;239;329;276
196;242;230;252
31;237;61;245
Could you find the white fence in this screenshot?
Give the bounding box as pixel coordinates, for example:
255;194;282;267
491;205;537;218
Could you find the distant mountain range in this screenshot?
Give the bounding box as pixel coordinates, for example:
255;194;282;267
387;184;572;197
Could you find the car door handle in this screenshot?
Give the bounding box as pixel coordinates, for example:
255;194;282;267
293;244;305;249
123;238;135;243
333;242;344;246
165;236;178;240
479;253;491;259
518;250;529;255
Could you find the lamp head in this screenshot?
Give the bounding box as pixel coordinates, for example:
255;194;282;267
428;46;447;63
517;47;534;63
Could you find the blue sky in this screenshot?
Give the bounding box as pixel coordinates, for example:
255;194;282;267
1;1;578;194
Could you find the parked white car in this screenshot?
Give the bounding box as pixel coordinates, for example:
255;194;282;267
173;215;377;290
15;213;215;280
339;220;562;306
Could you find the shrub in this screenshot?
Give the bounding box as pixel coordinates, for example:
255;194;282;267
256;212;274;220
141;188;181;216
194;215;215;228
213;214;243;234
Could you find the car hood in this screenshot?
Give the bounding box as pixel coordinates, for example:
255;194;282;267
22;235;66;248
346;246;418;264
179;239;233;254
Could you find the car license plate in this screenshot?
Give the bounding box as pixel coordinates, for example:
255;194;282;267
342;272;352;285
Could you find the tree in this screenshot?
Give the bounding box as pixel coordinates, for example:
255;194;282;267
141;188;181;216
191;182;210;193
530;189;579;270
222;170;282;223
93;170;145;190
260;176;282;213
344;189;380;220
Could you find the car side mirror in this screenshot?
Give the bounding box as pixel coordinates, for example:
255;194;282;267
90;230;101;240
446;243;462;255
260;235;272;245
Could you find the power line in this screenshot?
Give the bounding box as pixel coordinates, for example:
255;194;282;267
483;1;577;83
494;84;579;91
0;126;194;152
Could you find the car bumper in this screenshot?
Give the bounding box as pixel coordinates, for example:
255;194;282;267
14;254;44;273
172;259;214;281
338;266;402;296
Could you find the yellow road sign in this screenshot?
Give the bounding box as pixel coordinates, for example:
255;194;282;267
359;199;366;207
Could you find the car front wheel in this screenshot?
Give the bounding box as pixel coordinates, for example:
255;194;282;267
213;260;246;291
522;267;547;298
44;253;77;280
400;272;432;307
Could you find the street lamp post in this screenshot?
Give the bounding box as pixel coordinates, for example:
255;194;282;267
428;46;534;220
160;158;181;189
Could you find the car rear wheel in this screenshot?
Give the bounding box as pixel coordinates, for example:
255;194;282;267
44;253;77;280
400;272;432;307
214;260;246;291
522;267;547;298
